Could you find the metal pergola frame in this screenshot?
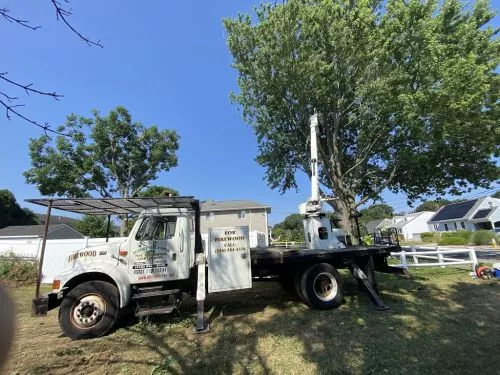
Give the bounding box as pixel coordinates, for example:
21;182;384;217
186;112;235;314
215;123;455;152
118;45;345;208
26;196;200;298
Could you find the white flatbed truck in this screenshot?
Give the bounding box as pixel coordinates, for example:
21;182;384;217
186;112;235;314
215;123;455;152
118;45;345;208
30;114;403;339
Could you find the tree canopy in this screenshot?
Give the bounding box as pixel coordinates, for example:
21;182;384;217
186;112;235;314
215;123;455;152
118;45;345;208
0;190;38;229
138;185;179;198
272;213;305;242
24;106;179;235
224;0;499;233
358;204;394;234
72;216;112;238
24;106;179;199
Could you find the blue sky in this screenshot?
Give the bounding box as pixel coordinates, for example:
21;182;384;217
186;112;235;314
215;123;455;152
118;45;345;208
1;0;499;224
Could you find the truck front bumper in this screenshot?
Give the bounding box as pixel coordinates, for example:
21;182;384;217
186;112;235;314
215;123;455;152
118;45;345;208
32;292;61;316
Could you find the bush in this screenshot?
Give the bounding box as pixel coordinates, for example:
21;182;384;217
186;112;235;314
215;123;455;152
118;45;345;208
421;232;439;243
471;230;498;246
0;252;38;286
442;230;472;241
438;236;469;246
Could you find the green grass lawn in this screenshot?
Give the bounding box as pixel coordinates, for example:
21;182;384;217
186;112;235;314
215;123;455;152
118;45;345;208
4;267;500;375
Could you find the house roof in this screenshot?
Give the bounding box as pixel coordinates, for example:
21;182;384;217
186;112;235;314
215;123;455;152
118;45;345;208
364;218;390;233
429;199;479;222
391;212;426;228
36;213;77;225
200;200;271;213
0;224;75;237
473;208;491;219
471;205;500;222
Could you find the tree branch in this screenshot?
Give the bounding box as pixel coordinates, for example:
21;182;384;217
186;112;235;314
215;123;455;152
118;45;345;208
0;7;41;30
0;98;69;136
0;72;63;99
50;0;103;47
354;163;399;209
344;131;383;177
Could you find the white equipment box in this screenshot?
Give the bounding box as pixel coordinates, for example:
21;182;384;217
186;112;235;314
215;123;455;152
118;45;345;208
207;226;252;293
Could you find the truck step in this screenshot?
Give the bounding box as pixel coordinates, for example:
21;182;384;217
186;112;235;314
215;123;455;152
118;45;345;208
135;285;164;292
132;289;180;300
135;306;175;317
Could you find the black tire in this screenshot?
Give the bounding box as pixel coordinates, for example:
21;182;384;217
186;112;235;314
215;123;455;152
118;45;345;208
59;280;119;340
300;263;343;309
294;270;305;301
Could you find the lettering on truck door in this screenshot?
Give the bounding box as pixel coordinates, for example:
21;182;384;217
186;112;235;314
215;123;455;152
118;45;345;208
129;216;178;282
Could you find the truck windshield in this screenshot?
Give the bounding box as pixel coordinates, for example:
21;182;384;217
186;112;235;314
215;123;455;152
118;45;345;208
135;216;177;241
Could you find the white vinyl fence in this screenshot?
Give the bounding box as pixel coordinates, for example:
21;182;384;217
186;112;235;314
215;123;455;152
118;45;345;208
391;246;478;272
0;237;126;282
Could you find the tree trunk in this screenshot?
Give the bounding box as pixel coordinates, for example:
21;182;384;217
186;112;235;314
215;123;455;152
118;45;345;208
331;198;360;245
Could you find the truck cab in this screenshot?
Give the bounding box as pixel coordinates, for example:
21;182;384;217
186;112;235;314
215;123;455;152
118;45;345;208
36;201;203;340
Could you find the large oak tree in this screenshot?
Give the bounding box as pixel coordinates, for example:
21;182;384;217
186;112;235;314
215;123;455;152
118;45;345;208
24;106;179;235
224;0;499;234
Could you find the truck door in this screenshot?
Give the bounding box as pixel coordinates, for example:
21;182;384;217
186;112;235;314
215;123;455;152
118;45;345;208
208;226;252;293
129;216;179;283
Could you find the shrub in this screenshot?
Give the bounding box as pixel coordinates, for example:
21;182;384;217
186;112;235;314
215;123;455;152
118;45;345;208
0;252;38;286
471;230;498;246
438;236;469;246
421;232;439;243
442;230;472;241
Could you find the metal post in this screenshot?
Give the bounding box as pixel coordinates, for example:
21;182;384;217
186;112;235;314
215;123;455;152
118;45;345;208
411;246;419;264
400;251;407;269
436;246;444;267
105;215;111;242
194;253;209;333
35;200;52;298
469;248;478;273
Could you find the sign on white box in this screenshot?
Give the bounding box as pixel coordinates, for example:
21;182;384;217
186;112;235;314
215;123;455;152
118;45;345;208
208;226;252;293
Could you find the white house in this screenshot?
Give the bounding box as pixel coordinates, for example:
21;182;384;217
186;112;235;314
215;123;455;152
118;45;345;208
364;211;435;240
390;211;435;240
428;196;500;233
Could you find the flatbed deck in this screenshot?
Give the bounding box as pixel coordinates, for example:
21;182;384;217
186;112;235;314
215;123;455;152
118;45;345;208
250;244;399;267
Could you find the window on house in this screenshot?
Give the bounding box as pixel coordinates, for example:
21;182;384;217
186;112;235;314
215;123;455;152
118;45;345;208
433;224;438;231
238;210;246;219
453;222;458;230
206;212;214;221
460;222;466;230
444;223;449;231
318;227;328;240
488;202;493;208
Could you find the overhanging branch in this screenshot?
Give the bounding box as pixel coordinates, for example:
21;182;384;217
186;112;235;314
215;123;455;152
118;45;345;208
354;163;398;209
50;0;103;48
0;98;69;136
0;72;63;99
0;7;41;30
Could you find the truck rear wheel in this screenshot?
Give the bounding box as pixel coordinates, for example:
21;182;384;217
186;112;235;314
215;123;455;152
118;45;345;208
59;281;119;340
300;263;343;309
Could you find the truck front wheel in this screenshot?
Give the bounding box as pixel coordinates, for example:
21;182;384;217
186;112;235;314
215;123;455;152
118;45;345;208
59;280;119;340
300;263;343;309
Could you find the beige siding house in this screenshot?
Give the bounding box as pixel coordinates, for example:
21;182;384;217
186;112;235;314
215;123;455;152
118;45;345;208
200;200;271;247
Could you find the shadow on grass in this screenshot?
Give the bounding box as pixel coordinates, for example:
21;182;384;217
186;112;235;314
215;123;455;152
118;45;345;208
100;268;500;374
